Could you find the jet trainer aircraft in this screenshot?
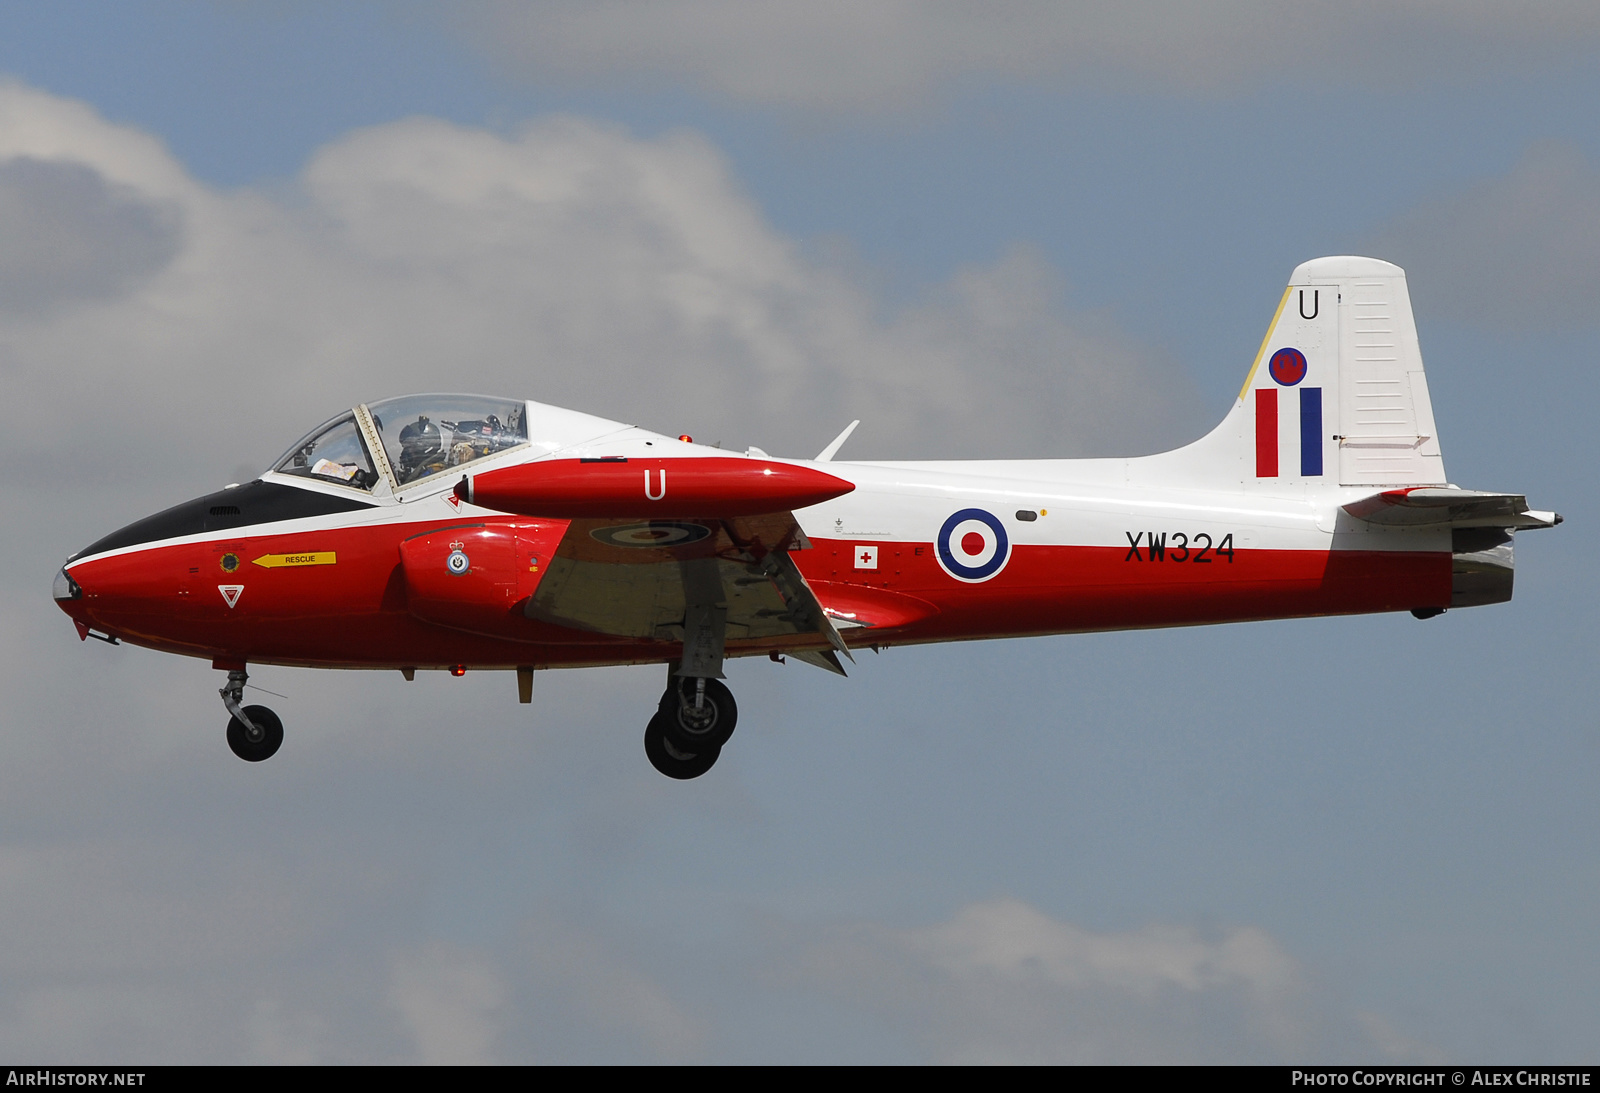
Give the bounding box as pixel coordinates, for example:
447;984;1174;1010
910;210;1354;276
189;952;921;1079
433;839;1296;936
53;257;1559;778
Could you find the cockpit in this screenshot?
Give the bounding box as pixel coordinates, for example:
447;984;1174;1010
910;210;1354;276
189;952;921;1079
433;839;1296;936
272;394;529;494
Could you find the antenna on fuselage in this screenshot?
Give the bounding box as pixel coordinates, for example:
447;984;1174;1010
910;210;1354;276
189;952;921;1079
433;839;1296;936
815;420;860;462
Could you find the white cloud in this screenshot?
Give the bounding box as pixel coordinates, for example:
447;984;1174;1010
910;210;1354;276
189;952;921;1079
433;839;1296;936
908;898;1296;997
0;81;1192;520
388;943;508;1064
0;82;1265;1064
0;67;1577;1065
773;898;1427;1063
0;838;398;1062
454;1;1600;111
0;158;180;315
1369;142;1600;329
515;917;708;1061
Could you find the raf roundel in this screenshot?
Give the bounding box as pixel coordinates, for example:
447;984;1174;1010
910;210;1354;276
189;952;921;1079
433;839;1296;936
936;508;1011;583
1268;347;1308;386
446;549;470;576
591;521;712;548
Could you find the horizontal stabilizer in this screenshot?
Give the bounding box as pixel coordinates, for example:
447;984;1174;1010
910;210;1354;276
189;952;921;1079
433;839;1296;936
1344;488;1562;529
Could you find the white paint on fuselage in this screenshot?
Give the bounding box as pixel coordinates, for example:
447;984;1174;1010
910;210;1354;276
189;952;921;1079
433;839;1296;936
793;460;1448;555
69;398;1450;570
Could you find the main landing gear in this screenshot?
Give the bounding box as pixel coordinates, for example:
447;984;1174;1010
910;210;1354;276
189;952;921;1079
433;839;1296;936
220;668;283;762
644;675;737;780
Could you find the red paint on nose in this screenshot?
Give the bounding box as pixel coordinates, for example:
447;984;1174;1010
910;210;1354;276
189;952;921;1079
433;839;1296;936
961;532;985;555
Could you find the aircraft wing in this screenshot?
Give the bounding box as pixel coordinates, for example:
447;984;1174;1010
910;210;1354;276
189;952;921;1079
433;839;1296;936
524;512;854;672
459;455;862;674
1343;487;1562;529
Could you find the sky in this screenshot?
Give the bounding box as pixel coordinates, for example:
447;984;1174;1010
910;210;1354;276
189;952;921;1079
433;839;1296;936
0;1;1595;1063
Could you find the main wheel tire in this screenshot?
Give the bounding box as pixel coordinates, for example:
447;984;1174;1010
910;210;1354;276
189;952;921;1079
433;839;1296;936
644;712;720;779
226;705;284;762
658;677;738;752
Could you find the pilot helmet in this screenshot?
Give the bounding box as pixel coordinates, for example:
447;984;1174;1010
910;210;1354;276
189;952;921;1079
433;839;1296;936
398;415;443;468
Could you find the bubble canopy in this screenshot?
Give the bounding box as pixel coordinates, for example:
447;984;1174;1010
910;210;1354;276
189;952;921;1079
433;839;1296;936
272;394;528;492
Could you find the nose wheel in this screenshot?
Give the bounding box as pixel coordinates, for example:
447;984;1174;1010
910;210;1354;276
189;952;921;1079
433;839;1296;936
227;705;283;762
644;676;737;779
219;668;283;762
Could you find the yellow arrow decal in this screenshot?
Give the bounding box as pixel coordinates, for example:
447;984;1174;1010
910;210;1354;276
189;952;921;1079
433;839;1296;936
251;552;338;569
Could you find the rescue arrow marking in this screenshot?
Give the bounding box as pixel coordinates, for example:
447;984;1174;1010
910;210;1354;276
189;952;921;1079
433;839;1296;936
251;552;337;569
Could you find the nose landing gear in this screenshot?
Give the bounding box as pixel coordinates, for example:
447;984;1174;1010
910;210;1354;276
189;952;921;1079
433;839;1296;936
227;705;284;762
219;668;283;762
643;675;737;779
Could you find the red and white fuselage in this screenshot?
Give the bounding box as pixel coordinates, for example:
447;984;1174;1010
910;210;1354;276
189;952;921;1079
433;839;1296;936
54;256;1557;681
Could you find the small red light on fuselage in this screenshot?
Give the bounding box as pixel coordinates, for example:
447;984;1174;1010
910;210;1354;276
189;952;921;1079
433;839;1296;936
450;665;467;677
678;434;692;443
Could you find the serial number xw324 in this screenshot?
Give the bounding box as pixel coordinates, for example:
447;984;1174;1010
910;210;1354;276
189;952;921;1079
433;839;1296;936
1123;532;1235;563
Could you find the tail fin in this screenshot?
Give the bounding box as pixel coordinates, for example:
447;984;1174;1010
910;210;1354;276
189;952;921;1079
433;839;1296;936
1163;256;1448;490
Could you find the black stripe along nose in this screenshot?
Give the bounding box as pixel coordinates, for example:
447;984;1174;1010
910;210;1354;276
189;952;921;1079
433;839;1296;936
73;480;377;560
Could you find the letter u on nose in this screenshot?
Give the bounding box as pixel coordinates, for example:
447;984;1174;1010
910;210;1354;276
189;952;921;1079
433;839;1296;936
644;469;666;500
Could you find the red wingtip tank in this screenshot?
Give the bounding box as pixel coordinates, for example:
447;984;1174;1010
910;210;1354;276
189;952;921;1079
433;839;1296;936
457;457;855;518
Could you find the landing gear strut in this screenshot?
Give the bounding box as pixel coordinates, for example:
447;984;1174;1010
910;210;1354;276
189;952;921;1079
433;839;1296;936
643;675;738;780
220;668;283;762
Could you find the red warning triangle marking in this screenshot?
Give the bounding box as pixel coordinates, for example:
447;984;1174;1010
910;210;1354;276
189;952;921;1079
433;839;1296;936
218;585;243;608
445;493;460;509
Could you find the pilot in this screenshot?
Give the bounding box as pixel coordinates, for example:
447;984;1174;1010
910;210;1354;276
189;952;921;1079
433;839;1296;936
398;416;445;482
